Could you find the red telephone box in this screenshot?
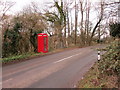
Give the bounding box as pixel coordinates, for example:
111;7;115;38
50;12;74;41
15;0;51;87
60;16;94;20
37;33;48;53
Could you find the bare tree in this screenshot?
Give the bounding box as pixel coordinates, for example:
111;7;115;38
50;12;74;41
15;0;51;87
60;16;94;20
89;0;105;45
0;1;15;22
43;0;66;48
74;0;78;45
85;0;91;44
67;7;70;46
79;0;85;46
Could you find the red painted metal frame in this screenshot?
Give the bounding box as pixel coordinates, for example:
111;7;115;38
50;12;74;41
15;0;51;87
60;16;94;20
37;33;48;53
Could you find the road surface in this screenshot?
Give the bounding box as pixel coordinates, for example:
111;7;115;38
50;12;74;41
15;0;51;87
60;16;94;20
2;45;105;88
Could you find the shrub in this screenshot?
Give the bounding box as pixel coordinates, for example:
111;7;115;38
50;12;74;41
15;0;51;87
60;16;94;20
98;40;120;76
109;23;120;38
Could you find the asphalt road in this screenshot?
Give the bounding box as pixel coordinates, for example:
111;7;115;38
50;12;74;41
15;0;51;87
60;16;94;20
2;45;106;88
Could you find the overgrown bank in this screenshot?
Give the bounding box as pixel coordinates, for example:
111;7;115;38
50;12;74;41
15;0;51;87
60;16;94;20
78;40;120;88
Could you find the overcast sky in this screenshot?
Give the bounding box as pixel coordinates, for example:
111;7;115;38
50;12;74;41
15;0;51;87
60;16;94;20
5;0;118;14
4;0;119;24
6;0;104;13
6;0;53;14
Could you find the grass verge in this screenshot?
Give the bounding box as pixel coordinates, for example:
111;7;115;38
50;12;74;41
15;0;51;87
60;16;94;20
77;40;120;88
77;63;118;88
2;46;79;66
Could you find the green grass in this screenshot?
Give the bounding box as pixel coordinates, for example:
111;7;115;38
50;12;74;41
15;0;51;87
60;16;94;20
2;52;46;63
2;53;35;63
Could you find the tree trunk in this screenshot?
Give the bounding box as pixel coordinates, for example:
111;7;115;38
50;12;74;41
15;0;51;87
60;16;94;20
79;0;84;46
86;0;90;45
89;18;102;45
75;0;78;45
89;1;104;45
67;8;70;47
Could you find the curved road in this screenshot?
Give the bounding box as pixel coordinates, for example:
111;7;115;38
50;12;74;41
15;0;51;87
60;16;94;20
2;45;105;88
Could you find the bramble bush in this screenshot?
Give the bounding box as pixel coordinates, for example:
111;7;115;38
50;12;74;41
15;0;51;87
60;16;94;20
98;40;120;87
98;40;120;75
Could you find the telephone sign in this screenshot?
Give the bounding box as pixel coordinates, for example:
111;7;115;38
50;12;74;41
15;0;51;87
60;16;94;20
37;33;48;53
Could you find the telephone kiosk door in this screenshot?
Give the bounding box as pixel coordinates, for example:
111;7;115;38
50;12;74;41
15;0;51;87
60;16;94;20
37;33;48;53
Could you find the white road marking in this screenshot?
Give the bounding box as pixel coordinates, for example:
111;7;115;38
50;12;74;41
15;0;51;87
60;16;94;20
54;53;81;63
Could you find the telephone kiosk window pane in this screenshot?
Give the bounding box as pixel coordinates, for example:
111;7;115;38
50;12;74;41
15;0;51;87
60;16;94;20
44;37;47;51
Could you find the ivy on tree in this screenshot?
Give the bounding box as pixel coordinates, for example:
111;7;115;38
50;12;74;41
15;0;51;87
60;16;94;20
109;23;120;38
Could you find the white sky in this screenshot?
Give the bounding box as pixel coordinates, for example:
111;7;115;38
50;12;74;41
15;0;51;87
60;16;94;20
4;0;119;14
2;0;119;36
6;0;53;14
4;0;105;13
2;0;119;25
